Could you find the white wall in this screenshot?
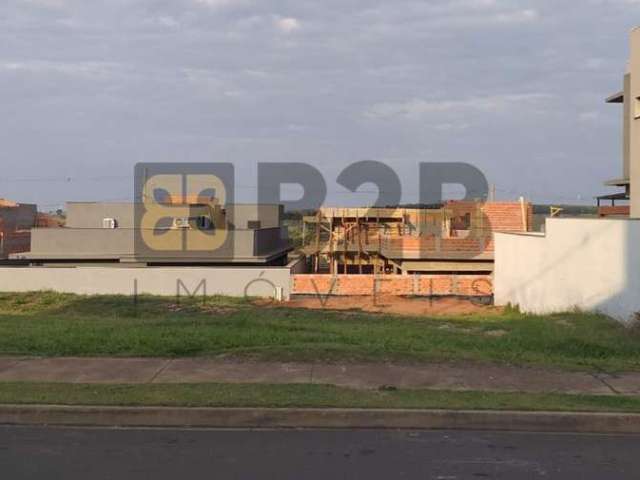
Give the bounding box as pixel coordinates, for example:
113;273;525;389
494;218;640;324
0;267;292;300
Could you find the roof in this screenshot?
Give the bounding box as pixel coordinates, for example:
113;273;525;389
606;91;624;103
604;177;630;187
596;192;629;201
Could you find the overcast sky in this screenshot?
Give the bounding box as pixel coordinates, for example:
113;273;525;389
0;0;638;209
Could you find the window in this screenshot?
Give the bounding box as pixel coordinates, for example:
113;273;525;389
196;216;212;230
635;96;640;119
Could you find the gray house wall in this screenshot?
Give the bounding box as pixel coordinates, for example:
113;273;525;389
66;203;135;229
24;227;288;262
226;204;282;229
66;202;283;230
18;201;291;263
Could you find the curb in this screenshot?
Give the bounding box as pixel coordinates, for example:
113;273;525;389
1;405;640;433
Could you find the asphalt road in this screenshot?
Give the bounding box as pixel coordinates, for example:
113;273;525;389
1;426;639;479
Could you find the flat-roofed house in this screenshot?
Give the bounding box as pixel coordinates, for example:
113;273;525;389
13;198;292;266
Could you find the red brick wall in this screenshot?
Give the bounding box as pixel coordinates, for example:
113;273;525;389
446;201;533;233
381;202;531;257
598;206;629;217
0;230;31;258
440;238;483;252
383;236;488;254
292;274;493;297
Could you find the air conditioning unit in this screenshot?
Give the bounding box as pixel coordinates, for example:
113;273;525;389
172;217;191;229
102;218;117;229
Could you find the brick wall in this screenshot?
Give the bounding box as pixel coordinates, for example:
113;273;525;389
379;202;531;257
0;206;38;258
0;230;31;258
36;213;65;227
292;274;493;297
445;201;533;233
598;205;630;217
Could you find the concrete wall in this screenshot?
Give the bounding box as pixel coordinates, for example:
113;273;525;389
26;227;287;261
30;229;133;257
630;28;640;217
623;72;631;181
66;203;135;229
67;202;283;230
227;204;282;229
0;266;292;299
494;217;640;324
0;264;491;300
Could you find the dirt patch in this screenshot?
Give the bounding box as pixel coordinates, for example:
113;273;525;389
278;295;502;317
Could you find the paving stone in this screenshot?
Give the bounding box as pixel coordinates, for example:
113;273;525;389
0;357;167;384
596;372;640;395
311;363;612;395
155;359;312;384
0;357;634;396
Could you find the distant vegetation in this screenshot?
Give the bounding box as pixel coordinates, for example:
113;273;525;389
532;204;598;216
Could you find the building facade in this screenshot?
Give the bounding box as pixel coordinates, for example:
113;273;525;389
13;199;292;266
604;27;640;217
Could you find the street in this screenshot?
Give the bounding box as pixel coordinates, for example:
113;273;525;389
1;425;638;479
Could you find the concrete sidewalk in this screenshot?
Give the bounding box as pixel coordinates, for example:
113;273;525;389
1;356;639;396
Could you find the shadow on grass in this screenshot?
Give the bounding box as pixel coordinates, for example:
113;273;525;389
0;291;252;319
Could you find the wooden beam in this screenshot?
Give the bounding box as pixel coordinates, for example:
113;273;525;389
315;210;321;273
357;211;363;274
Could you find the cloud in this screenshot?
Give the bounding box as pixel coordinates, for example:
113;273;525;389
578;111;600;122
433;122;471;131
365;93;554;120
431;8;540;28
275;17;301;34
0;60;120;78
20;0;68;8
0;0;631;206
492;9;539;24
193;0;250;10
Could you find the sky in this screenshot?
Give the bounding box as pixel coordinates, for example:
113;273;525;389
0;0;638;209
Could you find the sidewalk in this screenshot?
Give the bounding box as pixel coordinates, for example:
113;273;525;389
1;356;639;396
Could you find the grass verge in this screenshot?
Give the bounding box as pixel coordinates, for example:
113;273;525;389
0;292;639;371
1;382;640;413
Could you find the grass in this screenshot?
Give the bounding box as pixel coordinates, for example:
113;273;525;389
1;382;640;413
0;292;639;371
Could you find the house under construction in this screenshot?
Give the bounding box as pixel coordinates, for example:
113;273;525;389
301;200;533;275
